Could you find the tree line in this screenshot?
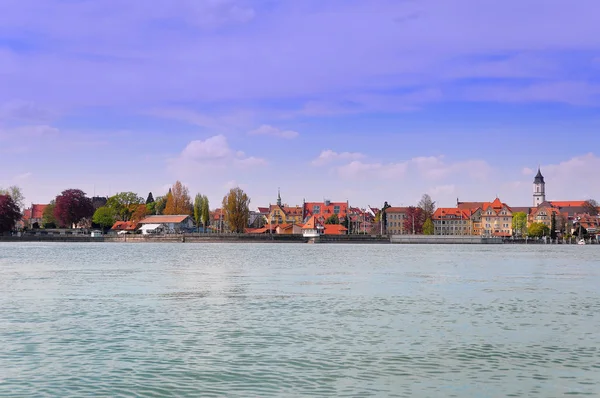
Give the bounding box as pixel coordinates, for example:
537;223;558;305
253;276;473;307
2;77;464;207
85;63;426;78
0;182;252;234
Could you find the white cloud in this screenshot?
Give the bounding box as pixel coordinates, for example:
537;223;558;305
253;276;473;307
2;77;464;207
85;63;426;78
234;156;268;167
248;124;299;139
181;135;232;161
312;149;366;166
410;155;491;180
175;134;267;171
540;153;600;200
337;161;408;180
522;167;534;175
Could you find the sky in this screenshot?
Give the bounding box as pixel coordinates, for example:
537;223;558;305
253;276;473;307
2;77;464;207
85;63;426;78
1;0;600;210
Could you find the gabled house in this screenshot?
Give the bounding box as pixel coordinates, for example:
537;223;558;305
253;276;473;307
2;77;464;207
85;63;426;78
480;198;513;237
276;223;303;235
267;204;303;226
138;215;193;234
432;208;472;235
302;215;324;237
110;221;139;234
22;204;49;228
211;209;228;232
529;203;565;229
347;207;374;234
303;200;349;224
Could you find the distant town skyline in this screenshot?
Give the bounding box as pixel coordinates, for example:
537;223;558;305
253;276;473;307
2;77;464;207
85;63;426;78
1;0;599;207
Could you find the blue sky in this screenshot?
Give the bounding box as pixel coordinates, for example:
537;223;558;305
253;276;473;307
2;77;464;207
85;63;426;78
1;0;599;209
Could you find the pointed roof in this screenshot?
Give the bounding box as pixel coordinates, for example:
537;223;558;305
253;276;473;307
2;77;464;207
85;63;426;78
302;215;323;230
534;167;545;184
277;188;282;206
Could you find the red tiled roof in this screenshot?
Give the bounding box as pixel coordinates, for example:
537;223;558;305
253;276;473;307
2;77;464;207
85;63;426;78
482;198;511;213
111;221;139;231
304;202;348;219
268;204;303;217
323;224;348;235
457;202;485;210
550;201;588;207
139;215;191;224
385;207;409;213
257;207;270;214
433;208;471;220
302;215;323;230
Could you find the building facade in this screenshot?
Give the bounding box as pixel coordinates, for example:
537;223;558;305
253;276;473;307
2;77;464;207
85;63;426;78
481;198;513;237
385;207;408;235
432;208;471;235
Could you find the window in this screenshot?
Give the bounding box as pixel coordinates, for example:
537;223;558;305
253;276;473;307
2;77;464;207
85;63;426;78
334;206;340;214
313;206;320;214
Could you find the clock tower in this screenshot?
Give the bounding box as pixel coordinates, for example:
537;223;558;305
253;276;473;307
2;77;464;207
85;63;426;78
533;167;545;207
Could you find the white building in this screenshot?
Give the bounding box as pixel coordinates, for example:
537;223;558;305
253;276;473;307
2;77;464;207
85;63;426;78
138;215;194;234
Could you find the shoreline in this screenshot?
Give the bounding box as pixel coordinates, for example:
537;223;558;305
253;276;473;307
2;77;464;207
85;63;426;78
1;234;595;244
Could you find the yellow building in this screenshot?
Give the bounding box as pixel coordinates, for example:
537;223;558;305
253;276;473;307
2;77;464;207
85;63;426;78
267;204;303;225
266;190;303;225
480;198;513;237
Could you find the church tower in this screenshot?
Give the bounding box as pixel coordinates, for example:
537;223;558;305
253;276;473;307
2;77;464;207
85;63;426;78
277;188;282;207
533;167;545;207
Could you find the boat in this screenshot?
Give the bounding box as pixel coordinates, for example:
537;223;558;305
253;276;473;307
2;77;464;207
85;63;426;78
578;239;586;245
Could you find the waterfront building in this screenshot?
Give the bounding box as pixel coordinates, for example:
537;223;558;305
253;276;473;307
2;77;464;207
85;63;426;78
21;203;49;228
481;198;513;237
138;215;194;234
110;221;139;235
432;208;471;235
303;199;349;224
385;207;409;235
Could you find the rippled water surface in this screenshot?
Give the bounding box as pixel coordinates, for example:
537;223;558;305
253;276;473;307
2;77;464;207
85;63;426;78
1;243;599;397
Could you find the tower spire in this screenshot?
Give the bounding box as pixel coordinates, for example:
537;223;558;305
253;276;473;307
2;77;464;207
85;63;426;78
277;187;282;206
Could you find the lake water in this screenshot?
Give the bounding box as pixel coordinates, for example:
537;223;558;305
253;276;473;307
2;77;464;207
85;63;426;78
0;243;599;397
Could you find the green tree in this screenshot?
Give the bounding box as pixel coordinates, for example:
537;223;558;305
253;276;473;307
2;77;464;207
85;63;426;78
42;200;58;228
193;194;204;227
423;218;434;235
528;222;550;238
201;195;210;228
106;192;144;221
154;195;167;215
92;206;116;230
146;201;157;215
325;214;340;224
222;187;250;233
512;212;528;237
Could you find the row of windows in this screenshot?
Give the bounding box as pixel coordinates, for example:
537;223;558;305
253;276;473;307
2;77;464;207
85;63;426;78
312;206;341;214
388;214;405;220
